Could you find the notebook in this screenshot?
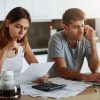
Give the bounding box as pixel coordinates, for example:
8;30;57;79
15;62;54;83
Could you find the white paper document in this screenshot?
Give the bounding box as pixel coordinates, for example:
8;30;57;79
21;77;92;99
16;62;54;83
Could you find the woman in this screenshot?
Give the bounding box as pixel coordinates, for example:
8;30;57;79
0;7;48;83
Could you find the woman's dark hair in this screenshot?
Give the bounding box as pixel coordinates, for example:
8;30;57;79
62;8;86;25
0;7;31;50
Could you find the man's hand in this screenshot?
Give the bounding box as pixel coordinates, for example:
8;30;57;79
83;72;100;83
84;25;95;41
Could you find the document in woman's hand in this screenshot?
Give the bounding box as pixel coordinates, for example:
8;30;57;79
15;62;54;83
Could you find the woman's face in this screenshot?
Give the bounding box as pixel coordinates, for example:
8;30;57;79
6;18;29;41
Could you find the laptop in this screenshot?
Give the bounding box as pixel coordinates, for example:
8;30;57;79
16;62;54;83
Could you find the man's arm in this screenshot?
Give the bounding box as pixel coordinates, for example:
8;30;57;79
53;57;84;80
84;25;100;72
53;57;100;82
88;40;99;72
24;42;38;64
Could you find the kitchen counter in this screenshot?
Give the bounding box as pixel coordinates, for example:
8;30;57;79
32;48;48;55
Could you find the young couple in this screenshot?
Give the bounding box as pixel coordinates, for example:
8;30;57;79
0;7;100;83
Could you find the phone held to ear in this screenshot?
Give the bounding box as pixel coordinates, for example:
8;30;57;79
84;28;87;36
84;32;87;36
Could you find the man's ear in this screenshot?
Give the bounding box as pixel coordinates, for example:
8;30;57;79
5;19;10;27
61;23;68;30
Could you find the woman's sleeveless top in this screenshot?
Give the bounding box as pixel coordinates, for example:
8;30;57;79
2;46;24;77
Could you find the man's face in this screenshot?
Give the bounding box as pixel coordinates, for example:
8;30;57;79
65;20;85;41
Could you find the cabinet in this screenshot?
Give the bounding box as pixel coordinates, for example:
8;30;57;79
3;0;58;21
0;0;5;20
31;0;48;20
4;0;32;19
1;0;100;21
81;0;100;18
31;0;58;20
46;0;58;19
58;0;82;19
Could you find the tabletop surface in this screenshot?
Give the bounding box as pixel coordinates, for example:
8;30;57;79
16;86;100;100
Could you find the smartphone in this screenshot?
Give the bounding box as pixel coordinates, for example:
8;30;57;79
84;32;87;36
84;28;87;36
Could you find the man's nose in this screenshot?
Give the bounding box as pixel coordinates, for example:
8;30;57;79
78;27;83;34
79;25;84;31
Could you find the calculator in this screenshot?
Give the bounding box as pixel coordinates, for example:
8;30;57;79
32;83;66;92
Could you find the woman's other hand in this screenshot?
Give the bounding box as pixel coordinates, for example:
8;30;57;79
32;74;49;83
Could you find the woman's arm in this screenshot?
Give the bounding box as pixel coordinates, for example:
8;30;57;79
24;42;48;83
0;41;20;72
0;48;9;72
24;42;38;64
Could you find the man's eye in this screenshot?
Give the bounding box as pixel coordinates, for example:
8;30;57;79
73;25;84;29
73;26;78;29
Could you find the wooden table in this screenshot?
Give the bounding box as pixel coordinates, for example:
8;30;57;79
17;86;100;100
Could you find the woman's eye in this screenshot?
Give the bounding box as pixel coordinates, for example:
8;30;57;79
24;27;28;30
15;25;21;28
15;25;28;30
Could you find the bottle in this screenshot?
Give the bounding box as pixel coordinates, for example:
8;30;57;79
0;70;21;99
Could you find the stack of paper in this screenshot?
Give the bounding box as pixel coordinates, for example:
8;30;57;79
21;77;92;99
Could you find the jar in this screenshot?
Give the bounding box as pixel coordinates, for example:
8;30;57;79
0;70;21;99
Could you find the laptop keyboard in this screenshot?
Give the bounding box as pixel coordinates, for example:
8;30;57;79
32;83;66;92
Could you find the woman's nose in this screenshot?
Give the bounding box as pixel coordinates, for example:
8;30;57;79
19;28;24;34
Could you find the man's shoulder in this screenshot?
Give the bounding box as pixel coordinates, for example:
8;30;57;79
50;30;64;40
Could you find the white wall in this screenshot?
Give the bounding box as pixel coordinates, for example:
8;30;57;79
81;43;100;73
95;18;100;40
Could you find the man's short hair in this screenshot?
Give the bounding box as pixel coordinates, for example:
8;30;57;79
62;8;86;25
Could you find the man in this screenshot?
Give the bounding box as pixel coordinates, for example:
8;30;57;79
48;8;100;82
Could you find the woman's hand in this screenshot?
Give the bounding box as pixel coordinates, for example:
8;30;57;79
32;74;49;83
4;41;19;51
